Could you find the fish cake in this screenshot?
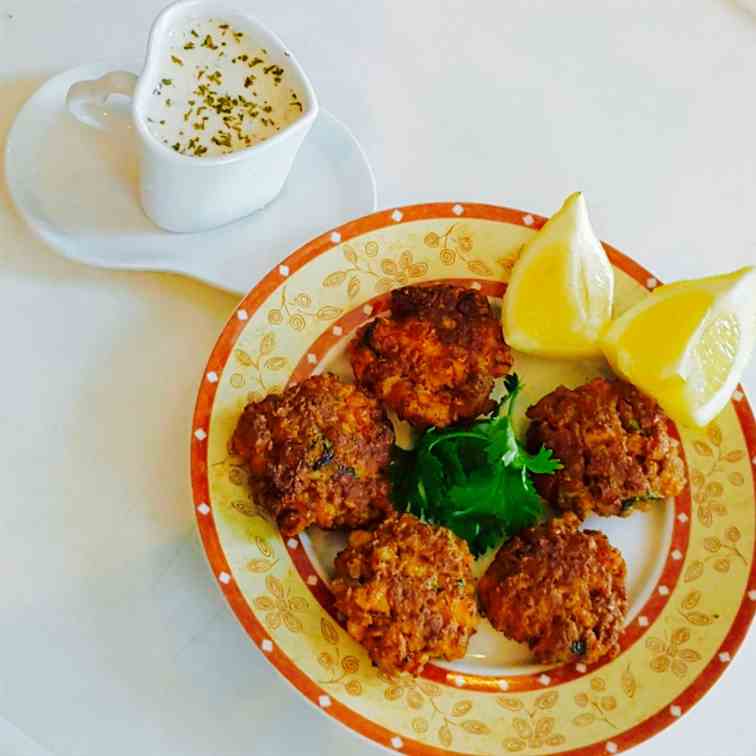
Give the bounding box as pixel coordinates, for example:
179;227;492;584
526;378;686;518
478;513;627;664
332;513;479;675
349;284;513;429
231;373;394;537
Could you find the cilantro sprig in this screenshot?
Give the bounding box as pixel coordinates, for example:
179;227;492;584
390;374;561;556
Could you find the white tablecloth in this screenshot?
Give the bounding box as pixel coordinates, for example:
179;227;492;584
1;2;754;754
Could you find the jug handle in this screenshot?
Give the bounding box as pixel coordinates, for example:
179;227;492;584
66;71;138;130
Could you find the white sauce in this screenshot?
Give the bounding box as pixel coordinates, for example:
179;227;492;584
144;17;303;157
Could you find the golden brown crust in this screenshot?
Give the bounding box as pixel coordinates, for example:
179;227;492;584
478;514;627;664
349;284;513;429
231;373;394;537
526;378;686;519
332;514;479;675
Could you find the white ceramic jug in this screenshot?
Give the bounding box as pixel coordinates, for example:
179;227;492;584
66;0;318;233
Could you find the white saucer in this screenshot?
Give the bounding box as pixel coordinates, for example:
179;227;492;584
4;62;377;295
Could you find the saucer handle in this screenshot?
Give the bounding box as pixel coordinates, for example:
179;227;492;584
66;71;138;130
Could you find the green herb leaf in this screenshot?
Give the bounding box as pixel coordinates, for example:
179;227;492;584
389;373;561;556
518;445;562;474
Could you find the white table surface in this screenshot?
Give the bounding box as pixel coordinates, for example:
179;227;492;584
1;2;755;755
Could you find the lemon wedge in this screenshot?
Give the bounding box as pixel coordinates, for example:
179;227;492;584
601;267;756;427
502;192;614;358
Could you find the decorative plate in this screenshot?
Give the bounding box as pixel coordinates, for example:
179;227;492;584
191;203;755;755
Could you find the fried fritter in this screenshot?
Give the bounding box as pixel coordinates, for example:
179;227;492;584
349;284;513;429
526;378;686;519
332;513;479;675
478;513;627;664
231;373;394;537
